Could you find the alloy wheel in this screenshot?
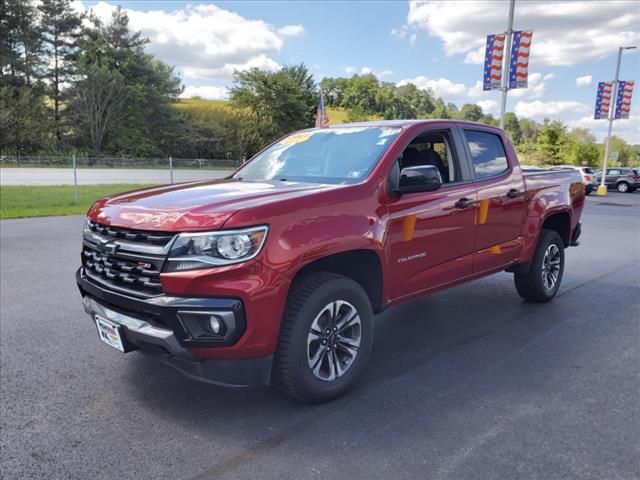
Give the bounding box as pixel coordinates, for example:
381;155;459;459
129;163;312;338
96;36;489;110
306;300;361;382
541;244;561;291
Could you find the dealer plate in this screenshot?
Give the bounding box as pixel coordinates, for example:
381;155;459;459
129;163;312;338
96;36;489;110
95;314;125;352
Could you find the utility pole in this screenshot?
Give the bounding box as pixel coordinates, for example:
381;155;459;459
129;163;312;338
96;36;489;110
597;45;637;196
499;0;516;130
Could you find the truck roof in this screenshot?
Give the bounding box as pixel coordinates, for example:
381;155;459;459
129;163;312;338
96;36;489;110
330;119;504;132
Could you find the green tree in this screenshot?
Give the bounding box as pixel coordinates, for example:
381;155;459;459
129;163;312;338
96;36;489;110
563;128;599;166
341;74;380;113
70;7;182;154
0;85;53;153
459;103;483;122
504;112;523;144
345;105;368;122
535;119;568;164
231;64;317;143
38;0;81;142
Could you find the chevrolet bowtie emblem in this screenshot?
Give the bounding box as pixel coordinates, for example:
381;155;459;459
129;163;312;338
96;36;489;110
98;241;119;255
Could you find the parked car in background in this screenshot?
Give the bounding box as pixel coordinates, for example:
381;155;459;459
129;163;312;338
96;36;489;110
551;166;597;195
594;168;640;193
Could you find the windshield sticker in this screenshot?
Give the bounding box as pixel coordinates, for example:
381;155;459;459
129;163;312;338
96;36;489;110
347;171;363;178
280;132;313;145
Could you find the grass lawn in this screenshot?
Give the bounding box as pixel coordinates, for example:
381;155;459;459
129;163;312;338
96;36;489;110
0;184;155;219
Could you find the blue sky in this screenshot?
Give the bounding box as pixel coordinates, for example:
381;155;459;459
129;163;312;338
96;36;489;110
77;1;640;143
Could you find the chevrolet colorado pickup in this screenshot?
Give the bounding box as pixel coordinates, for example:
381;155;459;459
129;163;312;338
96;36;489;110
77;120;584;403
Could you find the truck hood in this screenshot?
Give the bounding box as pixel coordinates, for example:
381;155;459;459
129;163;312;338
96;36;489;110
88;179;340;231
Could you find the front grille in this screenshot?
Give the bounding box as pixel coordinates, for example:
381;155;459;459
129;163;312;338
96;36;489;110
82;220;175;297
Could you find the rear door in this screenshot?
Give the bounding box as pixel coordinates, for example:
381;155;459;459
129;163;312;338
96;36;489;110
386;127;477;301
459;127;528;273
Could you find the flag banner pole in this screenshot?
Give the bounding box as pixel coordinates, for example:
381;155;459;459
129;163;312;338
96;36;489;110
499;0;516;130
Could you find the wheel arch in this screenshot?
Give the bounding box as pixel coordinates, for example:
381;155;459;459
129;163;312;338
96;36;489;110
541;211;571;247
291;249;384;313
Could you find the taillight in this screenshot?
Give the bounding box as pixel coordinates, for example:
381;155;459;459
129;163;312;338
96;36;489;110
584;175;591;182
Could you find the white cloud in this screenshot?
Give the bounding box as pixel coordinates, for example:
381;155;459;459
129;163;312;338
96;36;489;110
277;25;304;37
467;71;552;100
182;55;280;80
515;100;589;118
77;2;303;81
390;26;408;38
476;99;499;115
179;85;229;100
406;0;640;66
576;75;593;87
397;76;467;97
409;33;417;46
344;66;393;78
569;114;640;144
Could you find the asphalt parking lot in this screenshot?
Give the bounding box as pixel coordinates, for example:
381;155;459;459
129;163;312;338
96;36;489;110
1;192;639;480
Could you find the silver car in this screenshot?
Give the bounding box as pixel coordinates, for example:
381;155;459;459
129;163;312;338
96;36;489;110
551;166;597;195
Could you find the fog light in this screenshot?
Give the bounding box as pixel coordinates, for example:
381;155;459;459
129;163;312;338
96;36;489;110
209;316;222;334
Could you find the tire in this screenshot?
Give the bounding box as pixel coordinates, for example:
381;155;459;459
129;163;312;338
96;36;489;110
514;229;565;303
273;272;374;403
617;181;629;193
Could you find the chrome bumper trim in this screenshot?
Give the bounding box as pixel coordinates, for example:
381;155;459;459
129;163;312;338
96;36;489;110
82;296;193;359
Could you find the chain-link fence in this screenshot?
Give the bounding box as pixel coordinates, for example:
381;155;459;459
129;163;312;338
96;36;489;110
1;154;240;199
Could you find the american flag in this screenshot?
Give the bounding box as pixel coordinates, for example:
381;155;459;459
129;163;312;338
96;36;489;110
509;31;533;89
594;82;613;120
615;80;634;119
483;33;505;91
315;91;329;128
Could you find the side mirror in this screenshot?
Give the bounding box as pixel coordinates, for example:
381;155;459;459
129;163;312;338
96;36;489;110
395;165;442;195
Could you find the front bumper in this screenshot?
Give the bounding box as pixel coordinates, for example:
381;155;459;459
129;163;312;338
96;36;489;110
77;268;273;387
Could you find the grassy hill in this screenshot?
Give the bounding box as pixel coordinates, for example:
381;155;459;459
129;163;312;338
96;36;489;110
176;98;376;124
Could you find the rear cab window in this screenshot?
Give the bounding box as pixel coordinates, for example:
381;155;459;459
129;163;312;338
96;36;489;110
463;130;509;180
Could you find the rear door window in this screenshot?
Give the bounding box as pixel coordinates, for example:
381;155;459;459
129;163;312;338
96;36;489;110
463;130;509;180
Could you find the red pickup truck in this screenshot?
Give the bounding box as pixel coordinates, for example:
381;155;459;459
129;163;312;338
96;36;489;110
77;120;584;403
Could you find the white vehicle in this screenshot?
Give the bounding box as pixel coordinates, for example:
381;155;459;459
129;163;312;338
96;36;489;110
550;166;596;195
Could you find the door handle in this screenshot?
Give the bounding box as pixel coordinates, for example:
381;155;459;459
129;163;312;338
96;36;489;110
506;189;523;198
455;198;475;209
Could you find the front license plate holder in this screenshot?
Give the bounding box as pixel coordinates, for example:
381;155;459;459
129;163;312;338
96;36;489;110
95;314;132;352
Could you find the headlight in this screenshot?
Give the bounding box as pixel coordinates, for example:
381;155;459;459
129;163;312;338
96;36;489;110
165;226;268;272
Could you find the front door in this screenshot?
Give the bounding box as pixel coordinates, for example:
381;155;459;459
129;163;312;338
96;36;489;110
386;129;477;301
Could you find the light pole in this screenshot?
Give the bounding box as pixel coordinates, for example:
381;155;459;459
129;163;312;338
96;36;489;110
597;45;637;196
499;0;516;130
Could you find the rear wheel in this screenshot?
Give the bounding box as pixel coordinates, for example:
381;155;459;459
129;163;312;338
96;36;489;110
273;272;374;403
617;181;629;193
514;229;565;303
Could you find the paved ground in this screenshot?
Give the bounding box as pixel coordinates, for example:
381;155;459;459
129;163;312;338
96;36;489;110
1;193;639;480
0;168;230;185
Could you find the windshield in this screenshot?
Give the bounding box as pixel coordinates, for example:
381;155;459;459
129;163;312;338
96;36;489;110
234;127;401;184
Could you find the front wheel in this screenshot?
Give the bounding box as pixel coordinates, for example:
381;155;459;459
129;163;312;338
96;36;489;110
617;181;629;193
273;272;374;403
514;229;565;303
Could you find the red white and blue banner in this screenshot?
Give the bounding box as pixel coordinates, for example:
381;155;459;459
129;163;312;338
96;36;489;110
315;90;329;128
594;82;613;119
615;80;634;119
508;30;533;89
483;33;505;91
